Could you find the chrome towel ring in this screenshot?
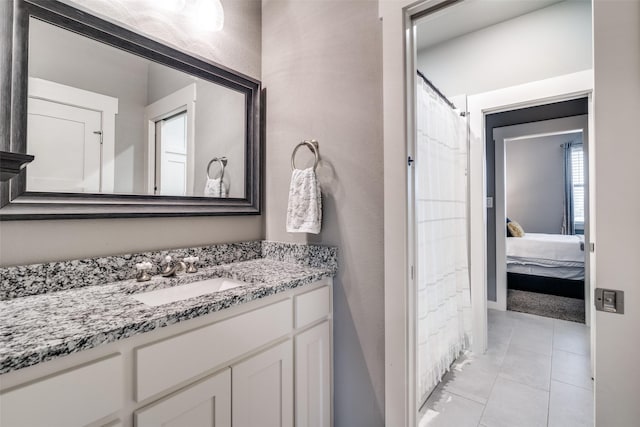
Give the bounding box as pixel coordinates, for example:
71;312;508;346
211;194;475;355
206;157;228;180
291;140;320;171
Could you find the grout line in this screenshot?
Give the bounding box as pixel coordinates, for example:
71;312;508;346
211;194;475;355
553;347;590;357
442;388;487;406
551;378;594;392
476;314;514;426
547;320;556;426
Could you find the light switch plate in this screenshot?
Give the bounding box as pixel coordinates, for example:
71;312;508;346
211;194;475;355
595;288;624;314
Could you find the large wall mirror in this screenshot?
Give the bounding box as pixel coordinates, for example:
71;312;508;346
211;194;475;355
0;0;261;219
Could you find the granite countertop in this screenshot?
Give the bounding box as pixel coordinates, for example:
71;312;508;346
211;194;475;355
0;242;337;374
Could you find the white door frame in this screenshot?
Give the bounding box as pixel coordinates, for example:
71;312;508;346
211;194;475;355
144;84;196;195
493;115;590;319
467;70;594;353
382;0;596;421
28;77;118;192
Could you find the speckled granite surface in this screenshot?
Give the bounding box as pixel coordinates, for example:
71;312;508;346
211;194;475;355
0;241;263;300
0;242;337;374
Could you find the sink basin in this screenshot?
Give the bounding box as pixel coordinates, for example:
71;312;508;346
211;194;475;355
132;277;247;307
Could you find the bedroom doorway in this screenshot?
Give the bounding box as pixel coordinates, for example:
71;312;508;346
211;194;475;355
489;106;591;326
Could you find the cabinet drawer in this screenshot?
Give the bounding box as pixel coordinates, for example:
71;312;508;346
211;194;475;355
0;354;122;427
136;299;292;401
295;286;331;328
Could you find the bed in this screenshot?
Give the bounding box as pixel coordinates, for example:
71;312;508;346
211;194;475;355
506;233;585;299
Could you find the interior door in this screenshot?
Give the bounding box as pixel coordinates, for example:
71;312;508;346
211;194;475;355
155;111;188;196
27;97;102;192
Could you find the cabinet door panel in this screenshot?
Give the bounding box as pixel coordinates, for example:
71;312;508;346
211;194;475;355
135;368;230;427
296;321;331;427
232;341;293;427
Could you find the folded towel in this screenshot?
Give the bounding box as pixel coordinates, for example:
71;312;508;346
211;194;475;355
204;177;228;198
286;167;322;234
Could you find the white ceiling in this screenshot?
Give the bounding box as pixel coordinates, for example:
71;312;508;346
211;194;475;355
416;0;565;52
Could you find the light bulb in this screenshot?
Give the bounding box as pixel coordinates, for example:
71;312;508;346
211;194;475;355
191;0;224;32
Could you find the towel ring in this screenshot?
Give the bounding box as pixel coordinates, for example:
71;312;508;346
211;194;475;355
291;140;320;171
206;157;228;180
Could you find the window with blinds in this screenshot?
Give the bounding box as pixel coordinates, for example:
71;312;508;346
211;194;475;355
571;144;585;225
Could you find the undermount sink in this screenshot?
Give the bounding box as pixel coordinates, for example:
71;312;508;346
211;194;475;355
132;277;247;307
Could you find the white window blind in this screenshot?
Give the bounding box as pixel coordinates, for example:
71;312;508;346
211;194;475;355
571;145;584;224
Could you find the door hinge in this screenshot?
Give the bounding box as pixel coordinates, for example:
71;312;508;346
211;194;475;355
408;156;414;167
410;265;414;280
93;130;103;144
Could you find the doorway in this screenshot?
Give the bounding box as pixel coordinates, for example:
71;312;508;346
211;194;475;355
406;1;595;426
485;100;591;323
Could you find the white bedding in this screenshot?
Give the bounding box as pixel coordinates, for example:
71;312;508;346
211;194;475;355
506;233;585;264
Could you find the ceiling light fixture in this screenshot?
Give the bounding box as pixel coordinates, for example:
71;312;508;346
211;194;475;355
191;0;225;32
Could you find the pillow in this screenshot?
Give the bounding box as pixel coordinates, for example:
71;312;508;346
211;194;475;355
507;221;525;237
506;217;513;237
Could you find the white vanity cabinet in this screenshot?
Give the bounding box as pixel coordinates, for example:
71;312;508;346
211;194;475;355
135;369;231;427
232;340;294;427
0;278;332;427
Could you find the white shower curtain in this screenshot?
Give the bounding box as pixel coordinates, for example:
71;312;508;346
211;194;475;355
415;77;472;405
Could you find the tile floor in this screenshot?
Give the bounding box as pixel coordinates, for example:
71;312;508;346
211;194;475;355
420;309;593;427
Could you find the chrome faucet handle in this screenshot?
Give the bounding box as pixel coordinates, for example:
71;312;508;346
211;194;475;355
135;262;152;282
184;256;199;273
160;255;187;277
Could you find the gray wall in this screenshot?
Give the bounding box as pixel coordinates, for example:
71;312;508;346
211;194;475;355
28;18;149;193
506;132;581;234
61;0;262;81
0;0;263;266
262;1;384;426
417;0;592;97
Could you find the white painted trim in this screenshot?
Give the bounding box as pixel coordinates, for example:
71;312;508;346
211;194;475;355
380;1;463;426
487;300;502;311
144;84;196;195
493;116;589;312
467;70;594;354
28;77;118;192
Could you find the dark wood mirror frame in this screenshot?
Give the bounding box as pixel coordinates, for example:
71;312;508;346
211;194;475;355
0;0;261;220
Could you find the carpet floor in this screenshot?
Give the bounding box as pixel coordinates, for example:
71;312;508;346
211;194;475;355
507;289;585;323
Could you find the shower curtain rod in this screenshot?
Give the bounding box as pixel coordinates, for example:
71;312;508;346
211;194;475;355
417;69;457;111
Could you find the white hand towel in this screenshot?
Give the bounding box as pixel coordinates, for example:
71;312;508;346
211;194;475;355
286;167;322;234
204;177;228;198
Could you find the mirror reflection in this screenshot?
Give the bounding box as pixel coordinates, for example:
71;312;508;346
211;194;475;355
26;17;246;198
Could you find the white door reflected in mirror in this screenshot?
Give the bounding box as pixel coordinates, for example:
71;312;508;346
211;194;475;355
156;111;188;196
27;98;102;193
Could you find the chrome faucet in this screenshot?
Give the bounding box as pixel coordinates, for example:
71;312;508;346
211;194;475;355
160;255;187;277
